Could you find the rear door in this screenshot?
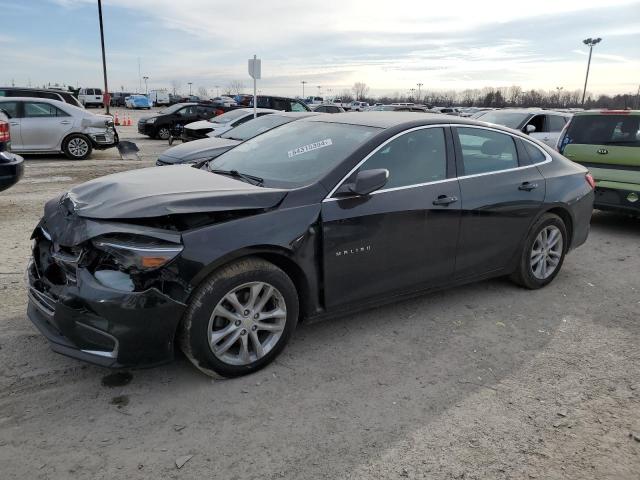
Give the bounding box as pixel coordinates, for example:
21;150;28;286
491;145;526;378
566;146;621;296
453;126;546;279
20;101;73;150
321;126;461;307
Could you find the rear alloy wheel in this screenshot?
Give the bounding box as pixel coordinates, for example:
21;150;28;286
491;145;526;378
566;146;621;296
156;127;171;140
180;258;299;377
63;134;92;160
510;213;567;289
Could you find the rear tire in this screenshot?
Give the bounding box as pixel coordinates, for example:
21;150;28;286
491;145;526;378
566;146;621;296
510;213;567;289
62;134;92;160
180;257;299;378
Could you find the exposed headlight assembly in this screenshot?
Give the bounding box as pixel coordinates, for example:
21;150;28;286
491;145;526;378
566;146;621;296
146;117;157;124
92;235;183;271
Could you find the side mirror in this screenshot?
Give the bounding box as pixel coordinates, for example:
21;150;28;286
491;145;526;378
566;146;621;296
336;169;389;196
525;124;536;134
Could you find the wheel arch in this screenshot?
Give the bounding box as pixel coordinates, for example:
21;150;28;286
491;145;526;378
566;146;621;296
186;246;315;321
542;205;574;249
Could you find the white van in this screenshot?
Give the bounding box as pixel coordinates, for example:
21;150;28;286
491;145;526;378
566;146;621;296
148;90;170;106
78;88;104;108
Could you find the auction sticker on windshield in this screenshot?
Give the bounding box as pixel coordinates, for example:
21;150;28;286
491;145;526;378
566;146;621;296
288;139;333;158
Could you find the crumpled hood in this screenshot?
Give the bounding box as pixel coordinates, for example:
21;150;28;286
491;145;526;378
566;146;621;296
158;137;241;163
65;165;288;219
80;113;112;129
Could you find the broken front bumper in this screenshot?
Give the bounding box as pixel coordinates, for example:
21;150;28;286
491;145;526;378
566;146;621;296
27;261;186;368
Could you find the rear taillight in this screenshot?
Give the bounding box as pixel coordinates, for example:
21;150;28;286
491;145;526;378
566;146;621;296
585;173;596;189
0;121;9;143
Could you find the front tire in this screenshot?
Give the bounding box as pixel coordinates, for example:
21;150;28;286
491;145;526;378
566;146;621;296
180;257;299;378
156;126;171;140
510;213;567;289
62;134;93;160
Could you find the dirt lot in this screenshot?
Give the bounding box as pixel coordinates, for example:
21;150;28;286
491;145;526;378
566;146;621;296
0;108;639;479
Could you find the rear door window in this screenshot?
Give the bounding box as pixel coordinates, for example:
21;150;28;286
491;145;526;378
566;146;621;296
526;115;547;133
456;127;519;175
85;89;94;95
0;102;20;118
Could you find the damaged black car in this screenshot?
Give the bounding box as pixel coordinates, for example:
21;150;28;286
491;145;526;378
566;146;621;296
27;113;594;377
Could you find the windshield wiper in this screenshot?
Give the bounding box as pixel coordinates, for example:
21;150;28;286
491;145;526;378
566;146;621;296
209;169;264;186
223;136;244;141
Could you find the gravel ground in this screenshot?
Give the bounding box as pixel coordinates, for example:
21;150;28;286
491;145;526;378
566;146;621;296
0;108;639;479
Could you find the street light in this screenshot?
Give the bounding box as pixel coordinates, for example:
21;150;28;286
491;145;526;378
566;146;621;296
301;80;307;99
214;85;220;97
143;76;149;94
188;82;193;96
317;85;322;98
581;37;602;106
416;83;423;103
97;0;110;114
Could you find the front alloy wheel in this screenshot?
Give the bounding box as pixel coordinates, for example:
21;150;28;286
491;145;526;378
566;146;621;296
63;134;93;160
180;257;299;377
209;282;287;366
156;127;171;140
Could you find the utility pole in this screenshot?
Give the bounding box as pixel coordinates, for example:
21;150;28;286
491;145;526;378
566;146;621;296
143;76;149;94
416;83;423;103
214;85;220;97
301;80;307;99
97;0;110;114
581;37;602;107
636;84;640;109
188;82;193;96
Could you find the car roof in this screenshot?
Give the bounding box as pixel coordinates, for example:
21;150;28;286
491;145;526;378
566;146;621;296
234;108;279;114
0;96;67;105
486;108;572;116
272;111;324;118
0;86;69;93
305;111;535;134
573;109;640;116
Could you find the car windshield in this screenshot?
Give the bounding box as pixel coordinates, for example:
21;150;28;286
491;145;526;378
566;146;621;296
219;114;293;141
476;111;530;129
561;114;640;148
210;109;249;124
209;120;380;188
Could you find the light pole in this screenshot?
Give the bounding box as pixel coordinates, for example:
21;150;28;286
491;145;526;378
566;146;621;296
581;37;602;106
188;82;193;96
301;80;307;99
214;85;220;97
143;76;149;94
317;85;322;98
409;88;416;101
556;86;563;107
416;83;423;103
97;0;110;114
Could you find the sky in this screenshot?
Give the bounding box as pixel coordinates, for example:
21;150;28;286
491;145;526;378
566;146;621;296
2;0;639;98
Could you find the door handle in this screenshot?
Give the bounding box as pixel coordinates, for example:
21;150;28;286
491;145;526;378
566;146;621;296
519;182;538;191
9;122;19;126
432;195;458;206
60;120;71;125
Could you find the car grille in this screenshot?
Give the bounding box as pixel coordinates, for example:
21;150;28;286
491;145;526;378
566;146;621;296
33;233;83;286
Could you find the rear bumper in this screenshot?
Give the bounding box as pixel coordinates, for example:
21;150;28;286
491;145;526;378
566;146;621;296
594;186;640;214
27;261;186;368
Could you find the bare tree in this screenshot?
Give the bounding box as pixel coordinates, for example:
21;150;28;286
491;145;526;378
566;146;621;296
171;79;182;96
352;82;369;101
227;80;245;96
197;86;208;98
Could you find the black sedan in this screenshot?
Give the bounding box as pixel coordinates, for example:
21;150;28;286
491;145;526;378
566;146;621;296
27;113;593;377
138;103;222;140
0;110;24;192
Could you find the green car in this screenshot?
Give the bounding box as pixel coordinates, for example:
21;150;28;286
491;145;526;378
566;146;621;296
559;110;639;214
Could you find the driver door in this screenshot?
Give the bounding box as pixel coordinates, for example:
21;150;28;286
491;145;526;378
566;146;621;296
321;126;461;308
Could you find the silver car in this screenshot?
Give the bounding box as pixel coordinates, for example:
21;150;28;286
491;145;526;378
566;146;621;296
0;97;117;160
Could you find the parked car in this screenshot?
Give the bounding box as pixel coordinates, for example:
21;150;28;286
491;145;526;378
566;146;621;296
27;112;593;377
212;96;237;107
475;109;572;148
125;95;152;109
311;104;345;113
350;101;369;111
156;111;322;165
0;109;24;192
137;103;221;140
234;95;310;112
78;88;104;108
431;107;461;116
181;108;277;141
0;97;117;159
558;110;639;215
110;92;133;107
304;96;324;105
148;90;170;106
0;87;83;109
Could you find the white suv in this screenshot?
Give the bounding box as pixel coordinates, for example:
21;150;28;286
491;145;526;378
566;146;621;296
350;101;369;112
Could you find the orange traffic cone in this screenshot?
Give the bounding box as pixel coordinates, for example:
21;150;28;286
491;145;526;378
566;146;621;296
114;112;120;126
128;114;133;126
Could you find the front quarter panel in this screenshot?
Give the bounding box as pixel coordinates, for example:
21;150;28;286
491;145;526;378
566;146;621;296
179;204;322;314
